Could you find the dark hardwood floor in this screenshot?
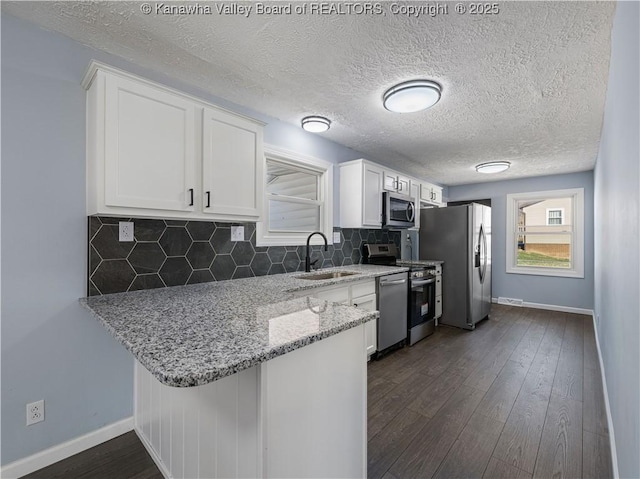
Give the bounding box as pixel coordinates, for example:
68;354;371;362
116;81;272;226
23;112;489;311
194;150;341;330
24;305;612;479
368;305;613;479
22;431;162;479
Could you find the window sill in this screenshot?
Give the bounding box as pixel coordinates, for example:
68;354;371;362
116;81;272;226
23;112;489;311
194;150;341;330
506;267;584;279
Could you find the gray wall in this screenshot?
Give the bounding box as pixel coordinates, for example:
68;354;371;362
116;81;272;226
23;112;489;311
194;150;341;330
0;14;370;465
593;2;640;477
448;171;594;310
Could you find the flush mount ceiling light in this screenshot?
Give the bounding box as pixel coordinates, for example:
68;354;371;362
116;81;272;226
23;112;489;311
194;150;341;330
301;116;331;133
383;80;442;113
475;161;511;174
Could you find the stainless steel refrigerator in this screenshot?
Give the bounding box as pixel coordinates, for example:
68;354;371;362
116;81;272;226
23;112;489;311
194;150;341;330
419;203;491;330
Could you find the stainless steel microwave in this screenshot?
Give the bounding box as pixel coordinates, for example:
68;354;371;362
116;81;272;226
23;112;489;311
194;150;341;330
382;192;416;228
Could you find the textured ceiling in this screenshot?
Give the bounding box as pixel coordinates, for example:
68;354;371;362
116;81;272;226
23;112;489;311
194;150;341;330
3;1;616;186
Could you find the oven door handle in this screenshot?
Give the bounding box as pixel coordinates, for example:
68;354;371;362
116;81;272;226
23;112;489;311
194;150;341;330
412;278;435;286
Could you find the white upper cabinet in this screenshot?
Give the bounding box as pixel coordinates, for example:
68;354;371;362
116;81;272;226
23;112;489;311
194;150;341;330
340;159;444;229
340;160;383;228
102;73;198;212
84;61;265;221
383;171;411;196
202;107;263;218
420;182;444;207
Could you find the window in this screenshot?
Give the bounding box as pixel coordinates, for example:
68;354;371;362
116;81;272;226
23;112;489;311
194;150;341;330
547;208;564;225
506;188;584;278
256;145;333;246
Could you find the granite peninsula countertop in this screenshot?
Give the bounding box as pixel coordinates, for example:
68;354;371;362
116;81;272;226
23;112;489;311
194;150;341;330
80;264;408;387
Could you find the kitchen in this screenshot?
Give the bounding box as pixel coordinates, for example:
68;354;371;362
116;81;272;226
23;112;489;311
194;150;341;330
1;2;638;479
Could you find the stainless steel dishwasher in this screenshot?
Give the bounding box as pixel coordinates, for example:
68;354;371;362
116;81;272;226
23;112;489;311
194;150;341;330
377;272;409;352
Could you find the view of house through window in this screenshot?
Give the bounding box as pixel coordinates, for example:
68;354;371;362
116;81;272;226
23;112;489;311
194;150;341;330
517;198;572;268
508;188;584;278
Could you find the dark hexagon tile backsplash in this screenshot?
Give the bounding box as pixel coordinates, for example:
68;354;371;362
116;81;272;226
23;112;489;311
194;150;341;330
88;216;401;296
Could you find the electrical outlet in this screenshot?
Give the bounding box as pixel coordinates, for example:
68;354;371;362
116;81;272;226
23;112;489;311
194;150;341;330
230;226;244;242
333;232;341;244
119;221;134;242
26;399;44;426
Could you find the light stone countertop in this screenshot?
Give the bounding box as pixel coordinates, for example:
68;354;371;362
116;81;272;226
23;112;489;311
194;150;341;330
80;264;408;387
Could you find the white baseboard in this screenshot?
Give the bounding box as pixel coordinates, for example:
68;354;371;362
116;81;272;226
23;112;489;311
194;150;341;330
133;427;171;479
522;301;593;316
1;417;133;479
491;297;593;316
591;312;620;478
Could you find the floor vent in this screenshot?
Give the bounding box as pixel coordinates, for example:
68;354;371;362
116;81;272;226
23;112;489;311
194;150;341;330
497;297;524;306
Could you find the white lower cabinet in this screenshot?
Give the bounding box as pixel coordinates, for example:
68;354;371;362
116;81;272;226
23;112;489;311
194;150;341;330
134;323;367;478
352;293;377;357
297;279;377;358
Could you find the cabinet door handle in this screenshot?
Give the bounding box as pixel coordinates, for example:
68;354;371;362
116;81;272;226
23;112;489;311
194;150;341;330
188;188;194;206
205;191;211;208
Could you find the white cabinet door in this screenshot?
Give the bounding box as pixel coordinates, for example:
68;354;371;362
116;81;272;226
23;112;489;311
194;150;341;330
420;183;433;203
420;182;444;206
383;171;410;195
397;175;411;196
363;164;383;227
104;74;197;211
383;172;398;192
431;185;443;205
351;293;377;357
202;107;264;219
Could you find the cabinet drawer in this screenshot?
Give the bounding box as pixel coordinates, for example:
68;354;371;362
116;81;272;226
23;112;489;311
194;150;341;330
351;293;376;310
351;280;376;299
435;276;442;296
313;287;350;304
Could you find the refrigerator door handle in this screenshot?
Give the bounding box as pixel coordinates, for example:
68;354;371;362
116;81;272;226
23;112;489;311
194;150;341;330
482;224;488;281
479;224;487;283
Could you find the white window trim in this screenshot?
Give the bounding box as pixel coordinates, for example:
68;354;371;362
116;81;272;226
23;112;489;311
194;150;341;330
506;188;584;278
546;207;565;225
256;145;333;247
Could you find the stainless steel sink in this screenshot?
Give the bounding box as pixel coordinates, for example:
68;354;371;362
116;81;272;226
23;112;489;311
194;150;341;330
295;271;360;280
